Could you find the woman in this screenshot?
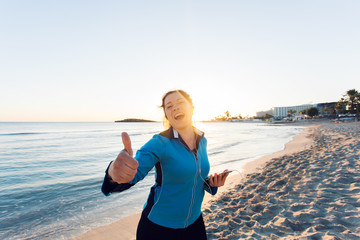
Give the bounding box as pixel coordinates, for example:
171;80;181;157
101;90;229;240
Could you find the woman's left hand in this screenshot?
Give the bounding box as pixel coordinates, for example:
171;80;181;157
209;170;230;187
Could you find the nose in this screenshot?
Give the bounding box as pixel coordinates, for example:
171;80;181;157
172;103;179;111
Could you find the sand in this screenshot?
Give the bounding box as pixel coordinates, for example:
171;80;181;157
73;122;360;240
204;122;360;239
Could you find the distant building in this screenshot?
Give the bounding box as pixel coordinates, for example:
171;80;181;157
273;104;314;119
271;102;339;119
315;102;337;116
256;109;274;118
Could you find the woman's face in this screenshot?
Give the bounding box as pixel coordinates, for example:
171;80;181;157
164;92;194;130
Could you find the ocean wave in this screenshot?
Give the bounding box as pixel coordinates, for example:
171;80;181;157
209;141;242;153
208;150;225;156
0;129;120;137
211;157;248;167
0;132;45;136
127;131;159;137
0;179;101;239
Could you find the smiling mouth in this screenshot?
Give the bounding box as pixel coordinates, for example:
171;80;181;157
174;113;185;120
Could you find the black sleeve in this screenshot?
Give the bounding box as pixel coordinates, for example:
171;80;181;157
101;161;135;196
204;178;218;196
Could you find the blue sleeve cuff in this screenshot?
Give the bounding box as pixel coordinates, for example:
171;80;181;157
101;161;135;196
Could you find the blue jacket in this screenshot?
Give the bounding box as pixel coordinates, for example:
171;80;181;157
102;127;217;229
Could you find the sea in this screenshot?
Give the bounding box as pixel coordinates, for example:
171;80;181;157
0;121;305;240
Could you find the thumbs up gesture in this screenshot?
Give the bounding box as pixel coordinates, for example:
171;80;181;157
108;132;139;184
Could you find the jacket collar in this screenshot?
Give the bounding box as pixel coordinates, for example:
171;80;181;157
160;126;204;140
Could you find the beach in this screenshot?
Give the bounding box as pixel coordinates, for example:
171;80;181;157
0;122;304;239
73;122;360;240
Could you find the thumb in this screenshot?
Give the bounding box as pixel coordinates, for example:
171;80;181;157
121;132;133;156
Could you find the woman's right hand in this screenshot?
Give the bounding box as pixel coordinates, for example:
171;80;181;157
108;132;139;184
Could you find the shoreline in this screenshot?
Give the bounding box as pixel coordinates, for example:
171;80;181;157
73;124;317;240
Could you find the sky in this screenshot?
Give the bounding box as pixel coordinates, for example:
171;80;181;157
1;1;359;122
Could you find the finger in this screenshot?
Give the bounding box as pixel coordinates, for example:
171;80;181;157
113;168;137;183
118;151;139;170
221;173;229;186
121;166;137;178
219;175;226;186
221;172;229;179
216;174;224;187
213;173;218;186
209;175;214;186
220;169;229;178
219;174;225;186
121;132;133;156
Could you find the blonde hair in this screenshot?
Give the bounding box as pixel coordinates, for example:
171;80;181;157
162;116;171;129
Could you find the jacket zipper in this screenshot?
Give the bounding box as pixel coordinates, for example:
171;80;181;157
184;151;199;227
177;134;202;228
